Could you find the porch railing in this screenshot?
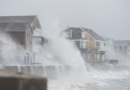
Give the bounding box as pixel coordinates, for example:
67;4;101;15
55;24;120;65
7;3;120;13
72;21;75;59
80;46;109;51
85;59;109;63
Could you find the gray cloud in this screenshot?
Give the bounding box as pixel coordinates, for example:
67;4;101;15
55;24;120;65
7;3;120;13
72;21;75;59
0;0;130;40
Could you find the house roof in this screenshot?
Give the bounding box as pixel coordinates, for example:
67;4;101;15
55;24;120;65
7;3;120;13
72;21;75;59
114;40;130;46
81;28;105;41
0;15;41;29
65;28;89;40
65;27;83;32
65;27;105;41
0;15;36;23
0;22;30;32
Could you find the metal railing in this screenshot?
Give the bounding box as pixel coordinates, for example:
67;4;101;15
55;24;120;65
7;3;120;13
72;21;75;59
80;46;109;51
86;59;109;63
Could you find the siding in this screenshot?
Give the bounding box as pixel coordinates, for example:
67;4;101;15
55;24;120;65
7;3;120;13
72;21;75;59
85;32;95;47
26;26;32;52
32;17;41;29
7;32;25;45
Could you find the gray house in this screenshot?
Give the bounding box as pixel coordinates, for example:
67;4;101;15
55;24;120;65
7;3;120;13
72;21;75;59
114;40;130;60
0;15;42;52
63;27;107;63
0;15;43;64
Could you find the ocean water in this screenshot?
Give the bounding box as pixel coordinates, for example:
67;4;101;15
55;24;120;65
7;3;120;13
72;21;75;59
40;25;130;90
48;70;130;90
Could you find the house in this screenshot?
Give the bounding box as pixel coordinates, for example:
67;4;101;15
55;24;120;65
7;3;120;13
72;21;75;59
0;15;42;52
0;22;33;52
103;38;116;60
0;15;43;64
114;40;130;60
63;27;107;63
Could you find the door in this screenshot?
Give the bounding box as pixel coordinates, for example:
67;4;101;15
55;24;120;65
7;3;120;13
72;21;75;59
91;53;96;61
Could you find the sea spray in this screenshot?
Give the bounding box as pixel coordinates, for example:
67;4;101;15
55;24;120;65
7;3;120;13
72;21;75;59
40;19;86;72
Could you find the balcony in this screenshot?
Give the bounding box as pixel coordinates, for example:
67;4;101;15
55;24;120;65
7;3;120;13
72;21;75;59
80;46;89;48
98;47;109;52
86;59;109;63
80;46;109;51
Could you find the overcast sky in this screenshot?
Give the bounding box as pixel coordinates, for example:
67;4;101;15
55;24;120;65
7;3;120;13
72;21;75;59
0;0;130;40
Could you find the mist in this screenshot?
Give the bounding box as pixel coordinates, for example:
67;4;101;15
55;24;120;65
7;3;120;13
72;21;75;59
1;1;130;90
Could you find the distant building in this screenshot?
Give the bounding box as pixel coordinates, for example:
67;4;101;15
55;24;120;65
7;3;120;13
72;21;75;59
103;38;116;60
63;27;107;63
114;40;130;60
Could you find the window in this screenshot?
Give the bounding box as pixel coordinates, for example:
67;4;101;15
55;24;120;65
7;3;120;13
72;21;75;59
115;46;116;50
64;32;71;37
120;46;122;51
27;34;28;42
25;53;29;64
91;41;95;45
29;34;32;43
122;46;125;51
125;46;127;50
28;34;30;42
82;32;86;38
68;32;71;37
80;41;88;48
117;46;120;51
109;40;112;44
96;42;100;47
82;41;86;48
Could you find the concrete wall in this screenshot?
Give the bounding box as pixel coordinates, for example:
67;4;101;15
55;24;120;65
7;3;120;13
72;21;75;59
0;69;47;90
1;65;70;79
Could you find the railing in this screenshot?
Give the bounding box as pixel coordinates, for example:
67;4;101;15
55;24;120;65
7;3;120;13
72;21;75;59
86;59;109;63
80;46;108;51
80;46;96;49
31;63;42;65
98;47;109;51
80;46;89;48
